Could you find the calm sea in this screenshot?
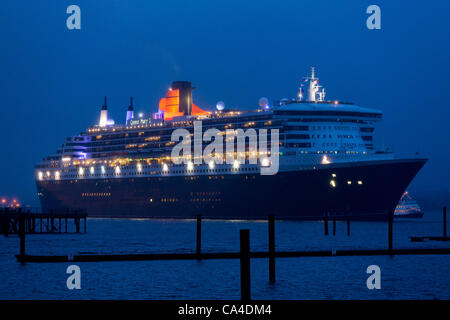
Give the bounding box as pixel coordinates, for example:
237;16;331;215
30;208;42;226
1;211;449;299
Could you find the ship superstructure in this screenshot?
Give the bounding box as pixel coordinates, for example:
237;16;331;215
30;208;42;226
35;69;427;220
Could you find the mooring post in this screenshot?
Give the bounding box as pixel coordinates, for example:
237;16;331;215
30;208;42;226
444;206;447;240
240;229;250;301
75;211;80;233
18;209;25;260
388;211;393;253
333;216;336;236
50;210;54;233
31;212;36;233
324;212;329;236
3;207;9;237
196;215;201;258
268;214;275;283
347;218;350;236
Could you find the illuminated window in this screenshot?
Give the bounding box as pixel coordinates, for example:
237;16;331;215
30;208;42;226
330;180;336;188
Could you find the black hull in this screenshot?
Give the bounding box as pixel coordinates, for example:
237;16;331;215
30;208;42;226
36;159;427;221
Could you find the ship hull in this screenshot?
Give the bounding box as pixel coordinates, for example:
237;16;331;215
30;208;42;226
36;158;426;221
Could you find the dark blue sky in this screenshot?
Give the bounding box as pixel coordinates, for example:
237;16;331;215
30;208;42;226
0;0;449;208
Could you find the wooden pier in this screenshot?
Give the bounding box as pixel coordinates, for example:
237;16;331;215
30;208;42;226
8;206;450;300
409;206;448;242
0;208;87;236
15;247;450;264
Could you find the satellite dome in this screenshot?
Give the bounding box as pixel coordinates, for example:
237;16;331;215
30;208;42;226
216;101;225;111
258;97;269;108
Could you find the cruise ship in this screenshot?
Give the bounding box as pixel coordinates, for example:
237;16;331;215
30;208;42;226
35;68;427;220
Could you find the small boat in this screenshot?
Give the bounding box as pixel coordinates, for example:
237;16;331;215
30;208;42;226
394;191;424;218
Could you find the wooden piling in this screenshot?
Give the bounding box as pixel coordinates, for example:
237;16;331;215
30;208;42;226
84;216;87;233
347;219;350;236
268;215;275;283
324;213;329;236
196;215;201;258
332;217;336;236
240;229;250;301
2;208;9;236
444;206;447;240
388;211;393;253
18;209;25;259
75;217;80;233
32;214;36;233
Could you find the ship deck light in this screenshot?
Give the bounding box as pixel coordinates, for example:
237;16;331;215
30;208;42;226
261;157;270;167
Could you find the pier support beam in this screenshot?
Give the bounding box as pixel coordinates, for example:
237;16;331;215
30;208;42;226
333;217;336;236
324;213;329;236
196;215;201;258
240;229;250;301
268;215;275;283
347;219;350;236
75;217;80;233
18;209;25;261
3;208;9;237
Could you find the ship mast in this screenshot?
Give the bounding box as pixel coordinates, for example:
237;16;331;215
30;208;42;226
299;67;326;102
